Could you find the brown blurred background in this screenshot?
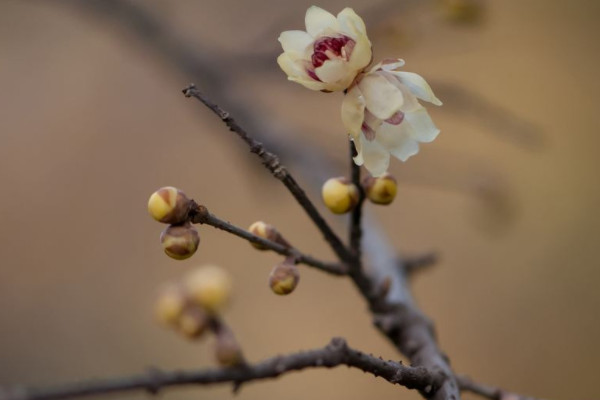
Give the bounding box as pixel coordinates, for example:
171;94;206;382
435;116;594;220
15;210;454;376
0;0;598;399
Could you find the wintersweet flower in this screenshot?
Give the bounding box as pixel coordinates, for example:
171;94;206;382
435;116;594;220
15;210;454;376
342;59;442;177
277;6;372;92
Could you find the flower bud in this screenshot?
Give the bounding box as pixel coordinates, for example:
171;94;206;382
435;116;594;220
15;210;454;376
155;284;187;327
177;306;209;339
160;224;200;260
248;221;279;250
321;177;359;214
148;186;191;224
215;329;244;366
184;265;232;313
362;173;397;205
269;262;300;295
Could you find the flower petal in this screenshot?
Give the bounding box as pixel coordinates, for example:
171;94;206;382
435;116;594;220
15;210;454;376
277;53;326;91
380;58;406;71
278;30;314;54
315;59;351;84
390;137;420;161
305;6;338;37
348;36;372;70
374;122;419;161
404;107;440;142
358;73;404;120
356;133;390;177
391;71;442;106
341;86;366;138
337;8;367;36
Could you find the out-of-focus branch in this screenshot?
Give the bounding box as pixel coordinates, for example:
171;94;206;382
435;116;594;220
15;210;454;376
182;84;353;265
189;201;347;276
401;252;439;277
456;375;547;400
0;338;443;400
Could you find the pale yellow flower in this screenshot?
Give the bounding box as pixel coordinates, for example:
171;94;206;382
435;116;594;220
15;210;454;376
277;6;372;92
341;59;442;177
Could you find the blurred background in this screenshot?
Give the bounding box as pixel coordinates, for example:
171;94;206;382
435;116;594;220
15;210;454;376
0;0;598;399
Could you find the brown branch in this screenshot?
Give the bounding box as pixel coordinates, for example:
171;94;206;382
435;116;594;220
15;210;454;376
348;141;365;268
0;338;443;400
456;375;547;400
188;202;347;276
182;84;353;265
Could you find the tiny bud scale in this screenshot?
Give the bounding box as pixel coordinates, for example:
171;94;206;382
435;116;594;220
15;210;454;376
321;177;359;214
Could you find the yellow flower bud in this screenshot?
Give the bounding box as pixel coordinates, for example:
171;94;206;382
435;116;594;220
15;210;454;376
321;177;359;214
177;307;209;339
147;186;191;224
248;221;280;250
215;329;244;366
363;173;397;205
160;224;200;260
155;284;187;327
269;262;300;295
184;265;232;313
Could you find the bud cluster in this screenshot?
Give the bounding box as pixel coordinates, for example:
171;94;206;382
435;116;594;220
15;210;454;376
320;172;398;214
148;187;200;261
155;265;242;365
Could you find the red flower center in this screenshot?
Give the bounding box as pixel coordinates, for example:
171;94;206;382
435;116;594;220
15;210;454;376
311;36;355;68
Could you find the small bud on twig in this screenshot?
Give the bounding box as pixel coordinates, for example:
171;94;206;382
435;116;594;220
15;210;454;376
148;186;191;224
269;260;300;295
160;223;200;260
321;177;359;214
184;265;232;313
247;221;288;250
362;173;397;205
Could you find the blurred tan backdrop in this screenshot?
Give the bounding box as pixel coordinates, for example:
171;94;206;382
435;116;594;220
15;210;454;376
0;1;598;399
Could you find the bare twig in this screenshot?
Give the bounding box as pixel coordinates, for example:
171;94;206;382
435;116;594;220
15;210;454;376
0;338;443;400
456;375;547;400
183;84;353;265
189;202;347;276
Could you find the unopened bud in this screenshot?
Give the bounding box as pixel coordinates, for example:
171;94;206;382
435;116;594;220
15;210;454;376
248;221;279;250
269;262;300;295
321;177;359;214
363;173;397;205
155;284;187;327
177;306;209;339
215;329;243;366
184;265;232;313
160;223;200;260
148;186;191;224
